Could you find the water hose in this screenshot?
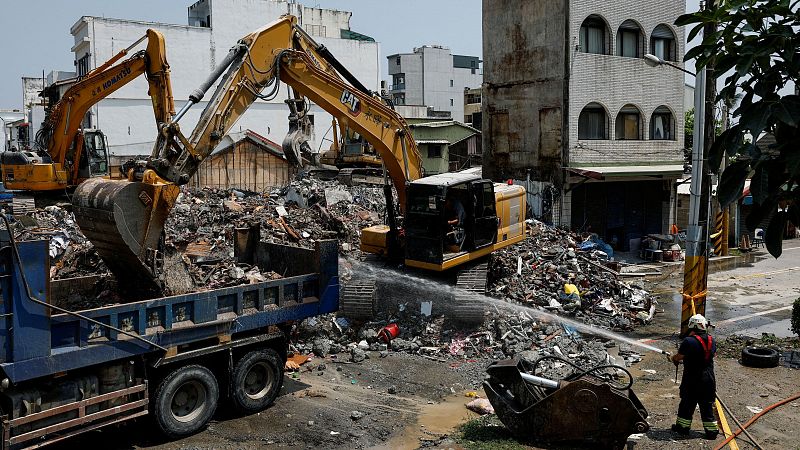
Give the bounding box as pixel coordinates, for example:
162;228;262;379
713;391;800;450
716;396;763;450
529;355;635;390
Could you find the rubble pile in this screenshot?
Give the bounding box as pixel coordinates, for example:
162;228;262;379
6;176;388;296
12;205;109;280
291;306;642;380
165;177;386;259
488;220;655;331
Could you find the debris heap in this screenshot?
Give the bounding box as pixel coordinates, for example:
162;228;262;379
488;220;655;331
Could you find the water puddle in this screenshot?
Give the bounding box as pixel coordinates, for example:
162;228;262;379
372;394;477;450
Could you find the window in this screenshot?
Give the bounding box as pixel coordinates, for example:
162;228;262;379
393;94;405;105
450;99;454;107
450;79;454;87
578;103;608;139
616;20;642;58
392;74;405;91
427;144;443;158
651;24;677;62
579;15;608;54
651;106;674;140
616;104;642;140
76;53;91;77
396;56;401;65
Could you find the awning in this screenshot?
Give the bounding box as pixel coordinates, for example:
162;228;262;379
567;164;685;180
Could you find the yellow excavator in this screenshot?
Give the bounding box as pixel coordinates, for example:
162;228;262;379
71;16;527;311
0;29;174;192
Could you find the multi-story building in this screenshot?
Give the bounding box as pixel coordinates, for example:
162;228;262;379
387;46;481;123
483;0;685;249
62;0;379;164
464;87;481;129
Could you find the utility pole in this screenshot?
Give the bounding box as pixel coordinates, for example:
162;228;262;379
681;0;716;336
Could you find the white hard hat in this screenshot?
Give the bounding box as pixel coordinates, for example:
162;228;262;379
688;314;708;331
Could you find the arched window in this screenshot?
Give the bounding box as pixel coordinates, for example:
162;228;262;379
651;24;677;62
616;104;642;140
651;106;675;140
579;15;610;55
578;103;609;140
617;20;644;58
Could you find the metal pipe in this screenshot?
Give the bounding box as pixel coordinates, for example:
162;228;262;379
520;372;559;390
173;44;247;125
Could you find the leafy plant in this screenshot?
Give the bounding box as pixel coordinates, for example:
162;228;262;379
792;297;800;337
676;0;800;258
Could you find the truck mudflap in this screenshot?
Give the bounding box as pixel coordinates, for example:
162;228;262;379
2;382;148;449
483;358;649;450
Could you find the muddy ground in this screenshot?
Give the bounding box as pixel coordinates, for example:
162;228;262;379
57;248;800;450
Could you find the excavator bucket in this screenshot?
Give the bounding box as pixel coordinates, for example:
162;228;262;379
71;178;179;298
483;359;649;450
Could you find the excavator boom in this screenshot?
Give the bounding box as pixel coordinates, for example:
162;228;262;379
72;15;421;295
2;29;174;191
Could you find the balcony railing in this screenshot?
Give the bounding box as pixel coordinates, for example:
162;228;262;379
389;83;406;91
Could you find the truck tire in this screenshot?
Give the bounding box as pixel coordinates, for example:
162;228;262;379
231;349;283;413
153;365;219;438
741;347;780;368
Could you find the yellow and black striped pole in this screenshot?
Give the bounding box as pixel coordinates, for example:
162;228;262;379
711;211;725;255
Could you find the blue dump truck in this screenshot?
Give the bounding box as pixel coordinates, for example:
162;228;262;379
0;231;339;448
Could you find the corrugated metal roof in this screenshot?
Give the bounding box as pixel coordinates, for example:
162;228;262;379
411;171;481;187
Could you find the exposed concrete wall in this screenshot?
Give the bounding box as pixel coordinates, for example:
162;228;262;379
482;0;568;183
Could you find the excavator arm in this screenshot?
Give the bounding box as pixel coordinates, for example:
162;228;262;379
35;29;174;185
72;15;421;296
150;15;421;201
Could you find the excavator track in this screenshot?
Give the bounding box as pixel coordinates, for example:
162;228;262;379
452;262;489;325
340;278;376;320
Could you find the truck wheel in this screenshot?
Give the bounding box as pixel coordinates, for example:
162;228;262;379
231;349;283;413
153;365;219;438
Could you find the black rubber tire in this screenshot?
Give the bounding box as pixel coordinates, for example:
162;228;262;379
230;349;284;413
741;346;780;368
153;365;219;438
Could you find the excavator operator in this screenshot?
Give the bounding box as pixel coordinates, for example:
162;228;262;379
445;195;466;251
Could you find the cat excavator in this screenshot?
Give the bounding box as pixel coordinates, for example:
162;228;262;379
71;16;526;314
0;29;174;192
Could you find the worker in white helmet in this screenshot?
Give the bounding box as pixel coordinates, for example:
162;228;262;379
670;314;719;439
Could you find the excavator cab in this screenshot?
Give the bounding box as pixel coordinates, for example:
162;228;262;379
403;173;499;269
75;130;110;180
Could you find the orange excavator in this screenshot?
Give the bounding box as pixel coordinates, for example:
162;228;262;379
71;16;526;304
0;29;174;192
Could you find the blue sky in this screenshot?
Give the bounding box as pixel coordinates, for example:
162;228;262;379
0;0;706;109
